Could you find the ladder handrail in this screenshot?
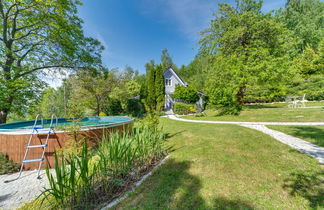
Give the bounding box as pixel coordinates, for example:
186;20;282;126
36;114;57;178
33;114;44;129
4;114;58;183
5;114;44;183
49;114;58;128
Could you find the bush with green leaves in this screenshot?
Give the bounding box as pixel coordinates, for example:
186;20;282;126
244;85;286;103
41;125;166;209
288;75;324;101
125;98;145;117
103;98;123;115
0;152;19;175
173;102;196;115
172;85;199;103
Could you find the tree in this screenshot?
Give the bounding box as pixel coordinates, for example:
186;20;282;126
109;74;141;110
155;64;165;108
146;62;156;112
72;70;116;116
160;48;174;69
294;46;321;77
199;0;295;114
0;0;103;123
143;61;165;113
277;0;324;52
177;54;208;91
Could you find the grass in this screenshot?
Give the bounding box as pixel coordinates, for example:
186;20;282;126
268;125;324;147
115;118;323;209
244;101;324;108
182;102;324;122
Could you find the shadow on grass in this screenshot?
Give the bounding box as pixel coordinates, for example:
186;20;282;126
283;170;324;209
118;159;254;209
287;126;324;147
165;130;185;139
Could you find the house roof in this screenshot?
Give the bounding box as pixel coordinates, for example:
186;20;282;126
163;67;188;87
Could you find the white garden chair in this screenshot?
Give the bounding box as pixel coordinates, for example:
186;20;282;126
286;96;297;108
296;94;307;108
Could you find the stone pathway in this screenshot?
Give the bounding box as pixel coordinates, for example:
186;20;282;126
241;124;324;164
0;169;50;210
165;115;324;164
165;114;324;126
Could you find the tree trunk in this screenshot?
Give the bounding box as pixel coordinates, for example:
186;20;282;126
0;109;9;124
0;96;14;124
95;95;100;116
236;86;246;105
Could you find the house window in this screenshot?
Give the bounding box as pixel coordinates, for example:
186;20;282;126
165;79;172;86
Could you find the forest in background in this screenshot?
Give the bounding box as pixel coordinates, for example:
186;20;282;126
1;0;323;122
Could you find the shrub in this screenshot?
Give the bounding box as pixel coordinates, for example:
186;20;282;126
172;85;199;103
125;98;145;117
287;75;324;101
173;102;196;115
244;85;286;103
103;98;123;115
0;152;19;175
99;112;107;116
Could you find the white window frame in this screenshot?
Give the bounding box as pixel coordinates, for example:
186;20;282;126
165;78;172;86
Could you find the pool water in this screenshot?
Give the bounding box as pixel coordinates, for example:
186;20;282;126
0;116;133;132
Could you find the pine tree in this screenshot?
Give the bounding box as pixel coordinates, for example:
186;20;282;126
146;63;156;111
155;64;165;110
161;48;174;69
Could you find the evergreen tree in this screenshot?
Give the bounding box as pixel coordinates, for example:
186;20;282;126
143;62;165;113
146;63;156;111
155;64;165;110
160;48;174;69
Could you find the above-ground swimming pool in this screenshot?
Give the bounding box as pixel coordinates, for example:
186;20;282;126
0;116;133;170
0;116;133;134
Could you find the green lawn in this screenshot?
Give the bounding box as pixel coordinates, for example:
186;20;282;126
114;118;323;209
244;101;324;109
268;125;324;147
182;103;324;122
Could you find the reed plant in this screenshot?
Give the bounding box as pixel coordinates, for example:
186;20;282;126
98;132;138;178
41;125;166;209
42;143;98;209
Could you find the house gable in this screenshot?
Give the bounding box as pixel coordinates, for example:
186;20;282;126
163;67;187;94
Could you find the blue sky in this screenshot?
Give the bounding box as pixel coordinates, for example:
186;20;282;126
78;0;286;73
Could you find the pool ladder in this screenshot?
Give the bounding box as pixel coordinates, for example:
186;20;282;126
4;114;58;183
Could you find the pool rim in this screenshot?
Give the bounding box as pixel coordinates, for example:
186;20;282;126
0;116;134;135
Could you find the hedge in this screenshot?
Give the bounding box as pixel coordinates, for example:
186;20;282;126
172;85;199;103
173;102;196;115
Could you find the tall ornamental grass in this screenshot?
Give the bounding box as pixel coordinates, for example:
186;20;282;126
43;143;98;209
41;126;166;209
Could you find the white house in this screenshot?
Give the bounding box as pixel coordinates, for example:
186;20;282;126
163;67;204;112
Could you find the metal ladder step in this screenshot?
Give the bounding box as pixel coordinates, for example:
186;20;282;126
33;126;43;130
22;158;44;163
4;114;58;183
27;144;47;148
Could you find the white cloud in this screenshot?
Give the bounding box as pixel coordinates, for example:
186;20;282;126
139;0;216;41
94;31;109;50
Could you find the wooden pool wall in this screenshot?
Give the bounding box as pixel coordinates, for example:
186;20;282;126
0;122;133;170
